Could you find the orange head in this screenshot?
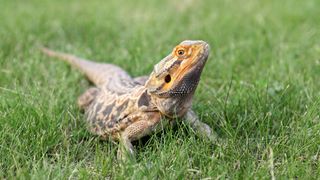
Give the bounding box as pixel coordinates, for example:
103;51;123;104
145;40;210;117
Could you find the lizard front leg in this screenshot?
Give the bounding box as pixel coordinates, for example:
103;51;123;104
184;109;218;142
117;112;161;161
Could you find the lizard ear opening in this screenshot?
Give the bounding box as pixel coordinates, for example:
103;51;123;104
164;75;171;83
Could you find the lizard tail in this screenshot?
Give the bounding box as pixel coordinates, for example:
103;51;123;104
40;47;106;85
40;47;133;86
41;47;88;69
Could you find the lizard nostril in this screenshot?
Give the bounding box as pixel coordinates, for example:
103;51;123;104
164;75;171;83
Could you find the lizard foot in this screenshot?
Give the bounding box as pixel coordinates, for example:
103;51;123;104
184;109;218;143
195;122;218;142
117;136;135;162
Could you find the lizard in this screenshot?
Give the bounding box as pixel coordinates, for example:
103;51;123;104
41;40;217;159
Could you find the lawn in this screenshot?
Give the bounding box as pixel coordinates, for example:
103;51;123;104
0;0;319;178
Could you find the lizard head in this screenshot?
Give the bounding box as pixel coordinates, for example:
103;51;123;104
145;40;210;117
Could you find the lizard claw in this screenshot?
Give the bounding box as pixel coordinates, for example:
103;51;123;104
196;122;218;142
117;146;135;162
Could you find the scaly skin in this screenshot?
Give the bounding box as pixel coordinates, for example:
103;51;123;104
41;40;216;159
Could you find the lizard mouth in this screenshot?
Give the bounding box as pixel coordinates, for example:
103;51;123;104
171;51;209;95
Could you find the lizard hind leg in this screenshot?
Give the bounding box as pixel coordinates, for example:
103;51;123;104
77;87;100;110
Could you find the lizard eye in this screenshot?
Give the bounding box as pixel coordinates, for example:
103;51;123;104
177;49;185;56
164;75;171;83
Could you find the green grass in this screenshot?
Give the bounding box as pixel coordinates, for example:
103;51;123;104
1;0;320;178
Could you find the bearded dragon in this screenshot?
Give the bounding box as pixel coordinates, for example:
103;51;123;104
41;40;216;159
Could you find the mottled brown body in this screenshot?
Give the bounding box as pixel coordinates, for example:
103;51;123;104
85;86;161;141
41;40;217;159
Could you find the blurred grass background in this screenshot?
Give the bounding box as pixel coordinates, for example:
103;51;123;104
0;0;319;178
